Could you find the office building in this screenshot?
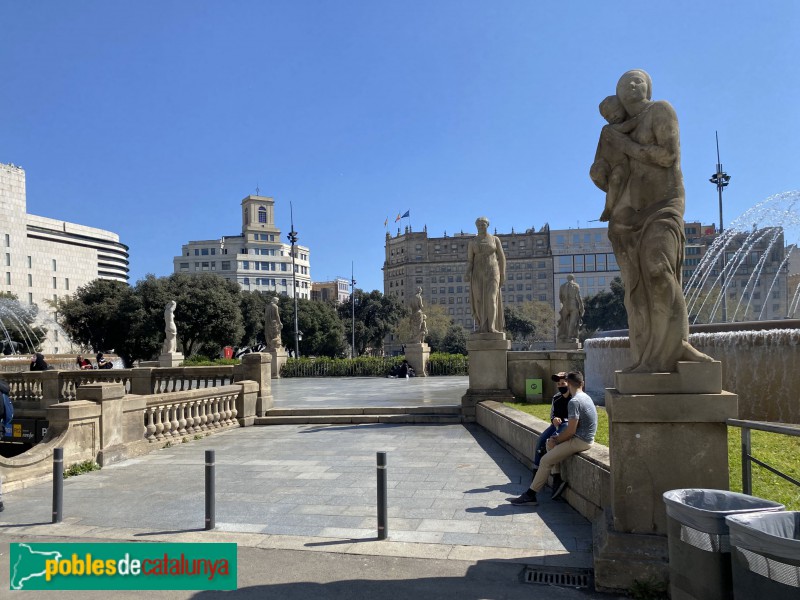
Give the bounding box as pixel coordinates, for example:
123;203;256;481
173;195;312;299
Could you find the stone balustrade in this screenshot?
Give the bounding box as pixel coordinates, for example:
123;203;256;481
143;386;240;443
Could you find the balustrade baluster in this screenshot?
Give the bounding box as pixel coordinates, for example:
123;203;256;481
145;407;156;442
154;407;165;441
169;403;180;436
185;402;196;434
177;403;188;435
199;399;209;430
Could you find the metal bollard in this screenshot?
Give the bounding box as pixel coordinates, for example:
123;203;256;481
377;451;388;540
205;450;215;530
52;448;63;523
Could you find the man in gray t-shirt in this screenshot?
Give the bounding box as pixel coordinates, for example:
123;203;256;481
510;371;597;506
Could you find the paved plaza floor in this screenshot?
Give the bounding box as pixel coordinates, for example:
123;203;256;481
0;377;612;597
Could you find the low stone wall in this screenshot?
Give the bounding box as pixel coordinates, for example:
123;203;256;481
506;351;585;402
585;330;800;422
0;380;260;491
476;400;610;522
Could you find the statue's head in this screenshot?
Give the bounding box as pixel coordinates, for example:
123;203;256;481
271;297;279;305
416;286;422;294
475;216;489;232
616;69;652;109
566;274;575;282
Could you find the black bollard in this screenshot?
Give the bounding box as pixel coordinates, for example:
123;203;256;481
376;451;388;540
205;450;215;530
52;448;63;523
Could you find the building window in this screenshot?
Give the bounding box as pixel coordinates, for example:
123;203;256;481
180;263;189;271
5;272;10;284
243;277;250;285
52;259;57;271
28;274;32;287
28;292;32;304
243;261;250;269
65;278;70;290
27;256;31;268
54;331;59;341
221;261;231;270
258;207;267;223
53;277;57;289
201;248;209;256
195;249;200;256
4;234;9;247
4;253;9;266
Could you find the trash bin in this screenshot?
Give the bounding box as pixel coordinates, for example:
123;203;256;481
663;489;784;600
726;511;800;599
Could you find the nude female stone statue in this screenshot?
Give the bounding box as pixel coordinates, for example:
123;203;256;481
162;300;178;354
264;296;282;350
409;287;426;343
557;274;584;343
590;70;712;372
465;216;506;334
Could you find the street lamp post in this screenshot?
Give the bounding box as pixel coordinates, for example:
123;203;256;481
287;202;300;358
351;261;356;359
709;131;732;322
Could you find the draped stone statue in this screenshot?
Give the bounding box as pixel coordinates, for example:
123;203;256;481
409;287;427;343
557;274;584;343
264;297;282;350
589;69;712;372
162;300;177;354
465;216;506;334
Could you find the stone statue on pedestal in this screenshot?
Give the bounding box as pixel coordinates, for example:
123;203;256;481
590;69;712;373
465;216;506;334
557;274;584;343
162;300;177;354
409;287;427;344
264;297;282;351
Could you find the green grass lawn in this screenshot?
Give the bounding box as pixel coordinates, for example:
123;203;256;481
507;402;800;510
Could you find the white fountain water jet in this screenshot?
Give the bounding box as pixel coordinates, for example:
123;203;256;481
685;190;800;323
0;296;43;354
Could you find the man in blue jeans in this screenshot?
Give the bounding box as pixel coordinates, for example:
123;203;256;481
510;371;597;506
530;372;571;484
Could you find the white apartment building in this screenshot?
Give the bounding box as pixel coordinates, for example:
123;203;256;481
0;162;129;354
173;195;312;298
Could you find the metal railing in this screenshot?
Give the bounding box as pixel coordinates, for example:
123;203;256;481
727;418;800;495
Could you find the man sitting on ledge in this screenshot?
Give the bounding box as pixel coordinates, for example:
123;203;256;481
509;371;597;506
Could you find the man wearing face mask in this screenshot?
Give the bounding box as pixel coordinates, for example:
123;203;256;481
510;371;597;506
527;372;571;490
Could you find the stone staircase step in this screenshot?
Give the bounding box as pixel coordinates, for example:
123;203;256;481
265;405;461;417
253;412;463;426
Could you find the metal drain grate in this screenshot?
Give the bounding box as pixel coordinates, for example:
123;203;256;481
524;567;592;588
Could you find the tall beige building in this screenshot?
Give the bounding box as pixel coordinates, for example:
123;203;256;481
0;162;129;354
173;195;312;299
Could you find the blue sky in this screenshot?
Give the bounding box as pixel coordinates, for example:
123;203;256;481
3;1;798;293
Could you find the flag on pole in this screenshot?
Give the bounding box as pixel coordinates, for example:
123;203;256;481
395;213;402;222
384;217;388;227
401;210;410;218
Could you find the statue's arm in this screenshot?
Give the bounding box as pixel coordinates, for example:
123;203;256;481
465;242;474;282
495;237;506;285
602;103;678;168
590;137;610;192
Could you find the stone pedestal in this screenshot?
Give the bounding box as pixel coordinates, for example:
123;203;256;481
594;360;738;591
405;342;430;377
158;352;184;367
240;352;273;416
270;347;288;379
461;333;512;421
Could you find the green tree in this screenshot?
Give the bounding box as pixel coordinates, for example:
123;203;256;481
441;323;468;355
132;274;174;361
518;300;557;346
0;292;47;353
339;289;406;356
504;305;536;344
239;290;268;347
581;276;628;335
297;298;347;357
393;303;452;351
56;280;144;366
164;273;244;357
